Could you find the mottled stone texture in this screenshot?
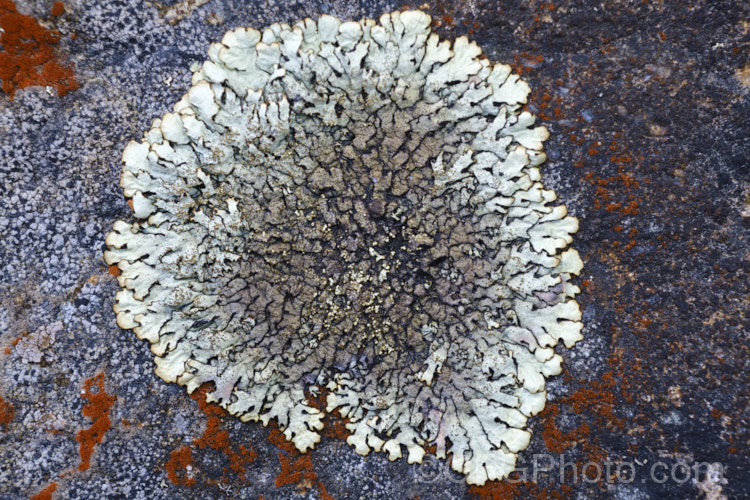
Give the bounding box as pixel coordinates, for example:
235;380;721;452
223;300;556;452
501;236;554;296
0;0;747;499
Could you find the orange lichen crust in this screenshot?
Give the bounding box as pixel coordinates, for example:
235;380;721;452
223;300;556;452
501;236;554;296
0;0;77;98
164;384;256;488
0;395;15;431
75;372;116;471
468;479;571;500
29;482;58;500
469;353;638;497
5;331;27;355
306;389;350;441
163;385;339;496
248;390;342;499
165;446;196;487
267;425;334;500
190;385;257;480
50;2;64;17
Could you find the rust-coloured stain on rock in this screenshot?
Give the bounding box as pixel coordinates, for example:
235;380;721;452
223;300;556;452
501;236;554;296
0;0;77;98
75;372;115;471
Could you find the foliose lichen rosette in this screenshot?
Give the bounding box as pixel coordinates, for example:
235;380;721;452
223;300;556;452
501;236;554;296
104;10;583;485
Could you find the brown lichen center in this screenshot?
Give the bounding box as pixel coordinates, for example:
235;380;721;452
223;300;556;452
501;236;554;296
227;103;489;374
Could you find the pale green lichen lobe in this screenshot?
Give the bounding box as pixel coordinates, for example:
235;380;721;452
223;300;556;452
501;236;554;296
104;10;583;485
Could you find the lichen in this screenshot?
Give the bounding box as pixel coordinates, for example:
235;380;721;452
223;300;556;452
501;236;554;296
104;10;583;485
29;483;58;500
76;372;116;471
0;395;15;432
0;0;78;98
165;446;196;487
14;321;61;364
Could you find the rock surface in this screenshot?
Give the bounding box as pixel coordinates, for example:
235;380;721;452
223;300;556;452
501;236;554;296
0;0;747;499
